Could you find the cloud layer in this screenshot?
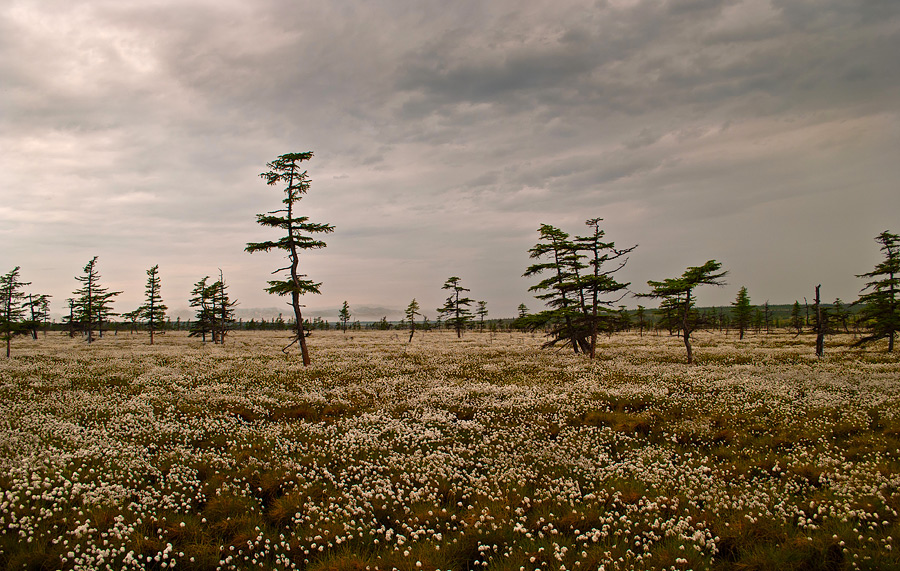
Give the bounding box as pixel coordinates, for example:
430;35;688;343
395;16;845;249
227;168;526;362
3;0;899;318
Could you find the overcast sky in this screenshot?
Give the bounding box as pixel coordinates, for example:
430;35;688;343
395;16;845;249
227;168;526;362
2;0;899;320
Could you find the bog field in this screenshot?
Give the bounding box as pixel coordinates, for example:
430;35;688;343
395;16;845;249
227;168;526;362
1;330;899;571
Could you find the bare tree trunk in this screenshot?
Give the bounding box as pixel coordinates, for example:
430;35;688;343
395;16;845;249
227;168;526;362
284;165;311;366
890;270;896;353
683;289;693;364
293;292;310;366
5;296;10;357
815;285;825;357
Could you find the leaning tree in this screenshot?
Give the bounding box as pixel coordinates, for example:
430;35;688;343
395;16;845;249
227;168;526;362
645;260;728;364
855;230;900;352
405;298;421;342
24;293;51;339
246;151;334;364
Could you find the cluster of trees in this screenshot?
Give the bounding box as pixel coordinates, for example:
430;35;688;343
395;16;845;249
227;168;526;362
0;256;242;356
0;267;50;358
521;218;636;359
518;222;898;363
186;272;237;344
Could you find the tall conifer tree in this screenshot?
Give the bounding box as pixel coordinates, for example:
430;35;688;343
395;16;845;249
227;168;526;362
140;265;167;345
855;231;900;351
24;293;51;339
246;152;334;363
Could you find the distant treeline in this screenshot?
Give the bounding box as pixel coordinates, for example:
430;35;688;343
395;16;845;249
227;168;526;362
31;301;857;334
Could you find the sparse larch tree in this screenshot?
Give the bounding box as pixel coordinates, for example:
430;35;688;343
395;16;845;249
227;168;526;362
95;287;121;339
832;298;850;334
524;220;635;357
211;270;237;344
438;277;474;338
122;308;142;335
246;152;334;363
573;217;635;358
855;231;900;352
140;265;167;345
645;260;728;364
0;267;30;358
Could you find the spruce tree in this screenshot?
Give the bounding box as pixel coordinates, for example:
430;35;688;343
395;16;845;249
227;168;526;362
854;231;900;351
476;301;488;331
246;152;334;363
339;301;351;333
0;267;30;357
731;286;753;340
790;301;804;335
517;304;529;319
139;265;167;345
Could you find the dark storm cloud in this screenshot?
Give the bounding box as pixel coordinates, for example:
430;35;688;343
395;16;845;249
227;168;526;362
2;0;899;316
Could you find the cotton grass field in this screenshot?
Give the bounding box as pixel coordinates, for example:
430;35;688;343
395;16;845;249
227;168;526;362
1;330;899;571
